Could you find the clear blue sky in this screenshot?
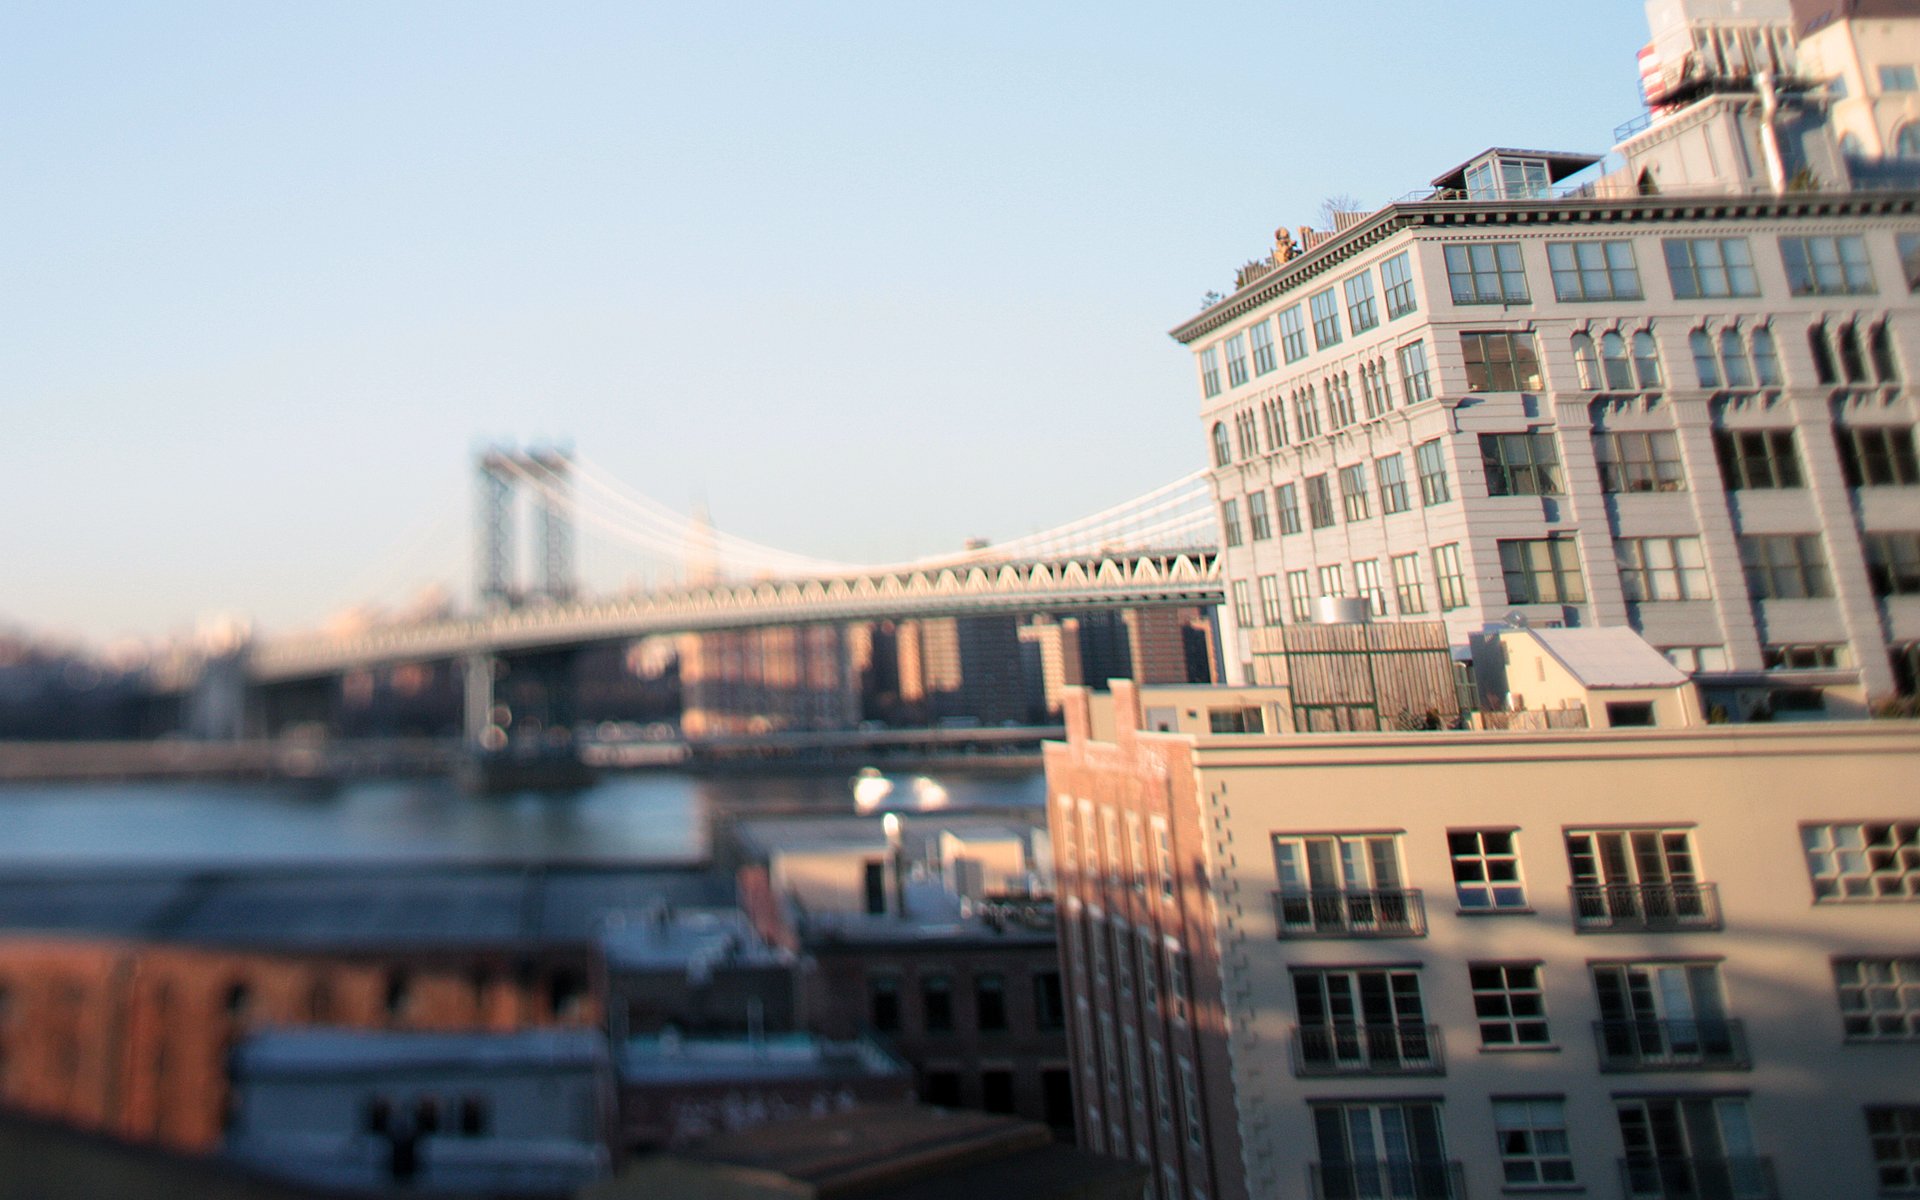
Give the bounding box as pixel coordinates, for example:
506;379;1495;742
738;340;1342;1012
1;1;1650;644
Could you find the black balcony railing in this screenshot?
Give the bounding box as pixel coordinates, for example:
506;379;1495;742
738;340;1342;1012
1619;1155;1777;1200
1594;1018;1750;1071
1273;888;1427;938
1291;1023;1444;1076
1309;1158;1466;1200
1570;881;1721;932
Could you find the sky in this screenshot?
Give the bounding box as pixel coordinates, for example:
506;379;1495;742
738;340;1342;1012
1;1;1651;645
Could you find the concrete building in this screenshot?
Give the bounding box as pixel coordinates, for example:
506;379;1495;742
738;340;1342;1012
1044;673;1920;1200
1792;0;1920;171
1179;1;1920;713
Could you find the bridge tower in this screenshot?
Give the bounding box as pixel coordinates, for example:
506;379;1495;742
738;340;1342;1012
474;444;576;608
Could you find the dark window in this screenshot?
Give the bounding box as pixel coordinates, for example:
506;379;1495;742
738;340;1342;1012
459;1096;489;1137
414;1097;441;1135
870;974;902;1032
1810;323;1840;383
1461;331;1542;391
1714;429;1803;489
976;973;1008;1032
863;859;887;915
922;974;954;1032
1480;432;1563;496
1306;475;1336;529
982;1069;1016;1114
548;969;588;1020
1866;533;1920;597
1605;701;1657;727
364;1097;392;1136
1740;535;1833;599
1499;538;1586;605
1836;426;1920;487
1041;1068;1075;1131
384;973;412;1023
1208;706;1264;734
1595;430;1685;493
1033;972;1065;1031
923;1070;962;1107
1416;439;1451;505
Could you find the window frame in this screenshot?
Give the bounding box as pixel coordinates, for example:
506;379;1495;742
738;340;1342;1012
1344;270;1380;334
1480;431;1564;497
1780;234;1876;297
1444;241;1531;304
1462;330;1543;392
1662;236;1759;300
1309;286;1343;350
1380;250;1417;318
1548;239;1642;302
1499;536;1587;605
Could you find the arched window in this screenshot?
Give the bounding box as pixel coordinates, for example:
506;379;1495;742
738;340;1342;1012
1809;324;1838;384
1840;131;1864;159
1719;329;1753;388
1632;331;1662;388
1837;323;1868;383
1211;422;1230;467
1750;327;1781;386
1897;123;1920;160
1690;329;1720;387
1601;331;1634;390
224;983;253;1021
1375;357;1394;411
1870;322;1900;383
384;972;413;1024
1572;333;1600;390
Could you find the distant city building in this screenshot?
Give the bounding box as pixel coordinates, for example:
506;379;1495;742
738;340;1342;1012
1178;0;1920;713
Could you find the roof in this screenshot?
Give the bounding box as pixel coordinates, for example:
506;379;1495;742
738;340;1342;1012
232;1028;609;1077
599;906;787;971
1523;627;1691;689
617;1033;905;1086
1430;148;1604;189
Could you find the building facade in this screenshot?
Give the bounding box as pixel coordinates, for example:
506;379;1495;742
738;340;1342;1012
1046;678;1920;1200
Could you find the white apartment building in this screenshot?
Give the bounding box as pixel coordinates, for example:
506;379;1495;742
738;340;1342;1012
1175;4;1920;713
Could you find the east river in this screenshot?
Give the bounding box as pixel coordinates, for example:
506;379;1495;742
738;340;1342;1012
0;766;1047;868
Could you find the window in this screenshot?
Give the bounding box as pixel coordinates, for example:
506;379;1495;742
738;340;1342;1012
1461;331;1542;391
1902;232;1920;292
1309;286;1343;350
1287;570;1313;622
1868;1106;1920;1196
1231;579;1255;628
975;973;1007;1031
1594;962;1742;1069
1471;965;1550;1047
1837;426;1920;487
1247;489;1272;540
1883;64;1920;91
1381;250;1417;318
1344;271;1380;333
870;973;902;1031
1739;534;1832;599
1272;833;1422;937
1765;642;1848;669
1391;553;1426;614
1327;372;1357;428
1781;234;1875;296
1663;645;1730;673
1309;1102;1451;1196
1397;340;1434;403
1306;475;1336;529
1259;574;1286;625
920;973;954;1032
1567;828;1715;931
1377;453;1410;514
1276;483;1302;535
1867;533;1920;597
1714;428;1802;489
1499;537;1585;605
1618;1097;1765;1198
1449;830;1526;911
1296;384;1323;439
1415;439;1451;506
1718;328;1752;387
1261;396;1287;451
1803;822;1920;901
1249;320;1277;375
1596;430;1685;493
1291;967;1437;1074
1872;321;1902;382
1616;537;1711;602
1445;241;1530;303
1339;463;1371;522
1199;347;1220;398
1278;304;1308;362
1223;332;1249;388
1362;359;1394;418
1354;559;1386;617
1318;564;1346;598
1663;236;1759;299
1835;958;1920;1040
1494;1098;1575;1188
1549;239;1642;301
1032;970;1065;1031
1433;543;1469;611
1633;330;1664;387
1210;422;1230;467
1480;432;1562;496
1219;499;1242;548
1749;326;1781;384
1599;331;1635;389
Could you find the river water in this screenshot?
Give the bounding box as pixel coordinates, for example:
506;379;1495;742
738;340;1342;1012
0;767;1047;869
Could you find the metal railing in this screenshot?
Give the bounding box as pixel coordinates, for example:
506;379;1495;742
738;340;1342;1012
1308;1159;1466;1200
1273;888;1427;938
1619;1155;1778;1200
1570;882;1722;932
1291;1023;1444;1077
1594;1019;1750;1071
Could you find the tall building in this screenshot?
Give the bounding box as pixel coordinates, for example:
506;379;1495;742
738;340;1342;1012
1045;667;1920;1200
1178;1;1920;713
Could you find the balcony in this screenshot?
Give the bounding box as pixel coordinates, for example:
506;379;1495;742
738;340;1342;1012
1309;1159;1466;1200
1619;1156;1777;1200
1273;888;1427;938
1569;882;1722;932
1594;1019;1750;1071
1291;1023;1445;1077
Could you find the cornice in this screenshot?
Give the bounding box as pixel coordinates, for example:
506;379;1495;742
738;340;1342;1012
1168;189;1920;346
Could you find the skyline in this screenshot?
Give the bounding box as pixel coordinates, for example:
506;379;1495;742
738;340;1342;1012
2;2;1648;644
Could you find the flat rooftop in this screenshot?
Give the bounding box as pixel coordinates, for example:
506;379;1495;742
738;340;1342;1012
617;1033;903;1086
